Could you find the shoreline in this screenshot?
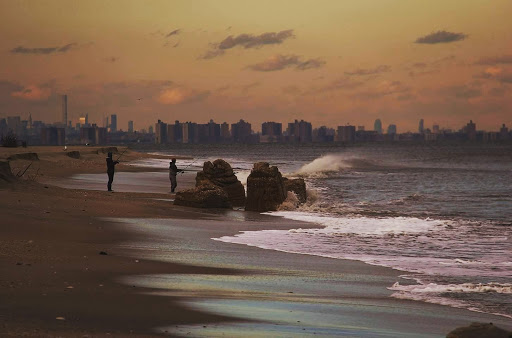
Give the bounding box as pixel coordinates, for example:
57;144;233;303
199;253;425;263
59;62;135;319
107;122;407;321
1;146;511;336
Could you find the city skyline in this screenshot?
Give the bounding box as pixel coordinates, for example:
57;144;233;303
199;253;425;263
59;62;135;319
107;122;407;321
1;1;512;131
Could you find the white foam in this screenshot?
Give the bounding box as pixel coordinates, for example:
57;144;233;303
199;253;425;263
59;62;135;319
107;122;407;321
389;282;512;294
262;212;447;236
296;154;352;175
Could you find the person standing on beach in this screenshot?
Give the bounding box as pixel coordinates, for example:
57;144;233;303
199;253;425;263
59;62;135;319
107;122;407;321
169;158;182;193
106;152;119;191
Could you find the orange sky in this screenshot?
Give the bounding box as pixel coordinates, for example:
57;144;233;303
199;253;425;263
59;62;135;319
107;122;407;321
1;0;511;132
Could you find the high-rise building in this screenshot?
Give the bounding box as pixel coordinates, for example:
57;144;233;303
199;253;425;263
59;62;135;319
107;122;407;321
155;120;167;144
336;125;356;143
61;95;68;126
433;124;440;134
500;124;509;140
466;120;476;140
110;114;117;132
220;122;231;142
419;119;424;134
374;119;382;134
231;119;252;143
287;120;312;142
387;124;397;134
128;120;134;133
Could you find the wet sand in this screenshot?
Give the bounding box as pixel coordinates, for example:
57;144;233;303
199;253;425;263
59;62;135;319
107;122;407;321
1;146;511;337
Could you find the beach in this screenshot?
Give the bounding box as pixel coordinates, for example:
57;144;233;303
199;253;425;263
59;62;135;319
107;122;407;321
1;146;511;337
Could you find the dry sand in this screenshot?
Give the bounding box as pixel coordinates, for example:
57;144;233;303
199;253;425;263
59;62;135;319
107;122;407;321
1;146;511;337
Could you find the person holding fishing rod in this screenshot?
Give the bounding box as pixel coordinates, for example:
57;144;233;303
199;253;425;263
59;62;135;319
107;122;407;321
169;158;185;193
106;149;126;191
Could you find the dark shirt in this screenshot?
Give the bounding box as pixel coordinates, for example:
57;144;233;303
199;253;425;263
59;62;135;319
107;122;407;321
169;162;179;175
106;158;119;173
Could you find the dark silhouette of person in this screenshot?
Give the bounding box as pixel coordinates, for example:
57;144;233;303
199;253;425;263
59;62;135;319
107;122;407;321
169;158;182;193
106;152;119;191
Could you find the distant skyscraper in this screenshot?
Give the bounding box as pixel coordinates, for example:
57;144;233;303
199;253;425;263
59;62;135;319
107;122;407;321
110;114;117;132
61;95;68;125
128;120;134;133
336;125;356;142
466;120;476;140
433;124;440;134
374;119;382;134
387;124;397;134
419;119;424;133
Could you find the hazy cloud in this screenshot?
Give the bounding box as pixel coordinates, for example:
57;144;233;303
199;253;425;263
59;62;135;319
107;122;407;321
345;65;390;76
314;78;364;93
412;62;428;68
248;54;325;72
352;81;410;99
219;29;294;49
11;84;52;101
488;87;508;97
166;29;181;38
104;57;119;63
201;29;294;59
296;58;326;70
10;43;77;54
199;49;225;60
473;67;512;83
415;30;467;44
475;55;512;65
442;85;482;99
157;87;210;105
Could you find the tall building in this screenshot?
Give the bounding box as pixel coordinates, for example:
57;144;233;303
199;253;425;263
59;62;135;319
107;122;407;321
419;119;424;134
231;119;252;143
336;125;356;143
387;124;397;134
110;114;117;132
433;124;440;134
155;120;167;144
500;124;509;140
287;120;312;142
374;119;382;134
41;127;65;145
466;120;476;140
220;122;231;142
61;95;68;126
128;120;134;133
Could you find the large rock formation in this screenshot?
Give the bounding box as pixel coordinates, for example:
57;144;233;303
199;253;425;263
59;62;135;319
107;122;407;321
7;152;39;161
446;322;511;338
0;160;15;183
283;177;307;203
245;162;287;212
196;159;246;207
174;183;231;208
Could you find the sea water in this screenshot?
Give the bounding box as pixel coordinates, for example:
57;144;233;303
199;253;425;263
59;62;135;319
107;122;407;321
137;143;512;319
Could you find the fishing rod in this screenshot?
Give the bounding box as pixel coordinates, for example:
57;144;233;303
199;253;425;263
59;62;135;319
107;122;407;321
178;153;209;174
115;147;129;162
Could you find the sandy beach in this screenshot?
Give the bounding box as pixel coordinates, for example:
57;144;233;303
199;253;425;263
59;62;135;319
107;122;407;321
1;146;511;337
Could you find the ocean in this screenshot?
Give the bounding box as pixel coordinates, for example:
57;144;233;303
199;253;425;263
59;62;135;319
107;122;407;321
134;142;512;320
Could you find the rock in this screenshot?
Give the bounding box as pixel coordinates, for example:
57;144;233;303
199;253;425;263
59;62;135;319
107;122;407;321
66;151;80;159
0;160;15;183
174;183;231;208
96;147;118;154
245;162;287;212
446;322;511;338
195;159;246;206
283;178;307;203
7;152;39;161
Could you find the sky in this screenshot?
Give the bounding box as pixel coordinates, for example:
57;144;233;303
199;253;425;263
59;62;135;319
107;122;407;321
1;0;511;132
